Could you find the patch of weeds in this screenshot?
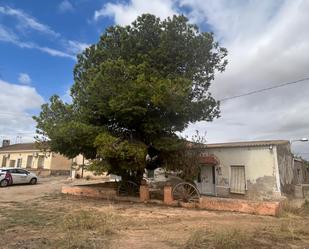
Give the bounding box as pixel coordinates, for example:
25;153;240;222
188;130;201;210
279;200;300;217
184;228;252;249
56;209;121;249
0;204;60;230
62;209;118;235
279;199;309;217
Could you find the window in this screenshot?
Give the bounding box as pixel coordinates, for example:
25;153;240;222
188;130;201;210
230;165;246;194
37;156;45;169
9;160;16;168
2;156;7;167
26;156;33;168
16;159;22;168
16;169;28;174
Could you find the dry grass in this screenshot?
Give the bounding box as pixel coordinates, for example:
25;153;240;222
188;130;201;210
1;194;309;249
279;199;309;217
0;200;121;249
184;228;252;249
58;209;120;249
183;220;309;249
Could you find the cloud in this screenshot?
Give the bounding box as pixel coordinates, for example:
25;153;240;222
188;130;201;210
37;46;76;60
66;40;90;54
58;0;74;13
18;73;32;85
0;24;19;43
94;0;178;25
0;25;76;60
0;5;60;37
0;6;85;60
0;79;44;142
179;0;309;158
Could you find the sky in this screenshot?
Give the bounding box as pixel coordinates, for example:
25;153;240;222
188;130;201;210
0;0;308;158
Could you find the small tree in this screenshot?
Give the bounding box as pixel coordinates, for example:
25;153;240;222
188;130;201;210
34;14;227;181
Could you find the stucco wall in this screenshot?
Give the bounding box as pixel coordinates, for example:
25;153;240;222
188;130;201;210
276;144;294;194
0;151;72;172
0;151;52;169
202;146;281;201
50;153;72;170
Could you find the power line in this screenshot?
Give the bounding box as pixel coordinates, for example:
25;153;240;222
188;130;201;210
0;77;307;118
219;77;309;102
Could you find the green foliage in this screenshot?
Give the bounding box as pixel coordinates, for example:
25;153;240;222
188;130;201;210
89;132;147;180
34;14;227;177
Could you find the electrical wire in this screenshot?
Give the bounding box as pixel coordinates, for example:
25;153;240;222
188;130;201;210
219;77;309;102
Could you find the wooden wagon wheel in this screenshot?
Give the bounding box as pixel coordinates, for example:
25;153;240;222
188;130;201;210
117;180;139;197
172;182;200;203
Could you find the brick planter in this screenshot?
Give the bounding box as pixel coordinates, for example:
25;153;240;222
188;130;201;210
199;196;281;216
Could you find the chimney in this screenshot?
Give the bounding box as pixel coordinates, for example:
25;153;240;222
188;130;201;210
2;140;10;147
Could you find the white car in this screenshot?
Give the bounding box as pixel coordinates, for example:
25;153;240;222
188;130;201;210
0;168;38;187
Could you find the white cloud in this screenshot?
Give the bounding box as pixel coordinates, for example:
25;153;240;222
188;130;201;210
0;25;76;60
0;24;19;43
18;73;31;85
37;46;76;60
0;5;60;37
0;79;44;143
94;0;178;25
0;5;84;60
179;0;309;158
58;0;74;13
66;40;90;54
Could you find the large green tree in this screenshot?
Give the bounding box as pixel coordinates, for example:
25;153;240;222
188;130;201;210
34;14;227;181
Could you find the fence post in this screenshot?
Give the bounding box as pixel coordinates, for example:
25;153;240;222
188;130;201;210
164;182;173;205
140;180;150;202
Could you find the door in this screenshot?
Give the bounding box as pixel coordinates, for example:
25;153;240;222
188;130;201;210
16;159;22;168
10;169;28;184
230;166;246;194
195;165;215;195
37;156;45;169
26;156;33;168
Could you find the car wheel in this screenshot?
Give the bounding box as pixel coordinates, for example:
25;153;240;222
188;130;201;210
0;179;9;187
29;178;37;185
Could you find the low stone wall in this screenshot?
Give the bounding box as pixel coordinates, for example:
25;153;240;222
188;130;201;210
198;196;281;216
62;184;281;216
62;185;117;199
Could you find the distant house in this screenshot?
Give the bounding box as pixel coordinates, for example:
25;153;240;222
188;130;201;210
293;158;309;185
0;142;71;176
196;140;295;201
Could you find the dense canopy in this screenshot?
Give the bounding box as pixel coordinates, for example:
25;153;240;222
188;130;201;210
34;14;227;180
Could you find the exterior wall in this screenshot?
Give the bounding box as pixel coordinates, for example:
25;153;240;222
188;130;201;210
276;144;294;195
202;146;282;201
0;150;52;169
72;154;106;179
50;153;72;170
0;150;71;175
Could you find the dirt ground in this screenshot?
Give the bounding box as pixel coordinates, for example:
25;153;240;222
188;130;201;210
0;176;70;202
0;177;309;249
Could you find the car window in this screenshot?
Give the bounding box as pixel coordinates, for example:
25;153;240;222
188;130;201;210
16;169;27;174
9;169;18;174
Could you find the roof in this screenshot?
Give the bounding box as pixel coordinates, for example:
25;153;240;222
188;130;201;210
205;140;290;149
0;143;40;152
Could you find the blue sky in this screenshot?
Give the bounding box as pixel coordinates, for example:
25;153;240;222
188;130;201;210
0;0;114;101
0;0;309;158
